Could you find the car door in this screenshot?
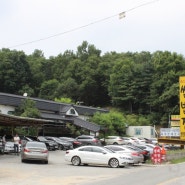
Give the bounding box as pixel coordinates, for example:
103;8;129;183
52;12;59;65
91;147;109;165
78;147;94;163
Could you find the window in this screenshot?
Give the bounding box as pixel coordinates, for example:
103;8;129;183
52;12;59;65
70;109;76;114
135;128;142;136
92;147;104;153
79;147;92;152
151;128;154;135
7;111;15;115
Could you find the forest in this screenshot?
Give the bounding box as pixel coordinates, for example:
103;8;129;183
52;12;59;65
0;41;185;128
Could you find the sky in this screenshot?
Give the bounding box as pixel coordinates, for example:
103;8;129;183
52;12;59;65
1;0;185;58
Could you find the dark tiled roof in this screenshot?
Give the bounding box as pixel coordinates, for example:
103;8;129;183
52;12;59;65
0;92;109;115
73;117;101;132
0;92;107;132
40;113;73;122
41;113;100;132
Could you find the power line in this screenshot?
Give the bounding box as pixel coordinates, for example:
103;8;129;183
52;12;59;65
9;0;159;49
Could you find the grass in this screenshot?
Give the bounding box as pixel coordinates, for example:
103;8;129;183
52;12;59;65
170;157;185;164
146;149;185;164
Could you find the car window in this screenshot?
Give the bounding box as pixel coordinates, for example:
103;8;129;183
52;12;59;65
77;136;88;139
107;146;124;151
79;147;93;152
92;147;104;153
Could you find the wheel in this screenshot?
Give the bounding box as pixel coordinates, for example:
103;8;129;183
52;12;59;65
44;160;48;164
71;156;81;166
113;142;118;145
21;159;25;163
109;158;119;168
58;145;64;150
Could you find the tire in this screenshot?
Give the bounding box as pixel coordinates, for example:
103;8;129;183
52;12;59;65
109;158;119;168
71;156;81;166
58;145;64;150
21;159;25;163
113;142;118;145
44;160;48;164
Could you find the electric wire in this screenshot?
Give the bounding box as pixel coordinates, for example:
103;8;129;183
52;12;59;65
8;0;159;49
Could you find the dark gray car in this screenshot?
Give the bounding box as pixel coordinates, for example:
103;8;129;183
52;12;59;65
45;136;73;150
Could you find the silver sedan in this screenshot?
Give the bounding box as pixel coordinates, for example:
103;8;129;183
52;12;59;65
21;141;49;164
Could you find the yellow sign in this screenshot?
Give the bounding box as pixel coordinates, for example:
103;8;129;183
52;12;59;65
179;76;185;139
171;121;180;127
171;115;180;120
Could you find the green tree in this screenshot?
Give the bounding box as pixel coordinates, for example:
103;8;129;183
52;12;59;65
26;49;47;96
39;79;59;100
14;98;40;118
0;48;33;94
150;51;185;124
54;97;74;104
91;111;126;136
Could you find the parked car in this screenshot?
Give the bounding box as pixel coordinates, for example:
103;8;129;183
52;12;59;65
45;136;73;150
65;145;133;168
103;136;125;145
122;137;139;145
21;141;49;164
136;144;155;154
19;136;33;146
59;137;82;148
104;145;144;164
0;136;4;153
149;138;158;145
2;141;21;153
76;135;102;146
27;136;58;151
125;145;150;163
130;137;146;144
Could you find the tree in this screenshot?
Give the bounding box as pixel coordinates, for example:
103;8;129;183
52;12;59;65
0;48;33;94
14;98;40;118
26;49;47;96
39;79;59;100
90;111;127;136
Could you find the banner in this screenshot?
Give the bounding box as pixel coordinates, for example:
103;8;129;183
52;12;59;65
179;76;185;140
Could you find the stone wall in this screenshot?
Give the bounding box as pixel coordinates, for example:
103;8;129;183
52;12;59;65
166;150;185;161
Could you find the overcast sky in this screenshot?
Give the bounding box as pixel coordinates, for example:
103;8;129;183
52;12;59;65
1;0;185;58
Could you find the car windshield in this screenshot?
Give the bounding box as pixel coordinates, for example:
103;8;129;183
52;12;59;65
38;137;48;142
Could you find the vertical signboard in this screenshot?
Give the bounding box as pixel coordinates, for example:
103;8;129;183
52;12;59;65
179;76;185;140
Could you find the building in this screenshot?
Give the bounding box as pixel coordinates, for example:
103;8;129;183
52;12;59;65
0;92;109;136
126;126;156;139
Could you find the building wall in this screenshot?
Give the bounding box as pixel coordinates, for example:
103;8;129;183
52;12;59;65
126;126;155;138
0;105;15;114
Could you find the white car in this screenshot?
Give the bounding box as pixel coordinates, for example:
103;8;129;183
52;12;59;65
103;136;125;145
105;145;144;164
122;137;139;145
65;145;133;168
130;137;146;144
4;141;21;153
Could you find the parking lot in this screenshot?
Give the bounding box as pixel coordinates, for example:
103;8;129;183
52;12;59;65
0;149;151;185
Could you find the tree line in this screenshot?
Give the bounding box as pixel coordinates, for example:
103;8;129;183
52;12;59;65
0;41;185;127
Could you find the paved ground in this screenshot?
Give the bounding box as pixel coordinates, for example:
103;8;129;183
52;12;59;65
0;150;151;185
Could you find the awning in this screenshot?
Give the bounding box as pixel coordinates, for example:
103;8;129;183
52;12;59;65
0;113;53;127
